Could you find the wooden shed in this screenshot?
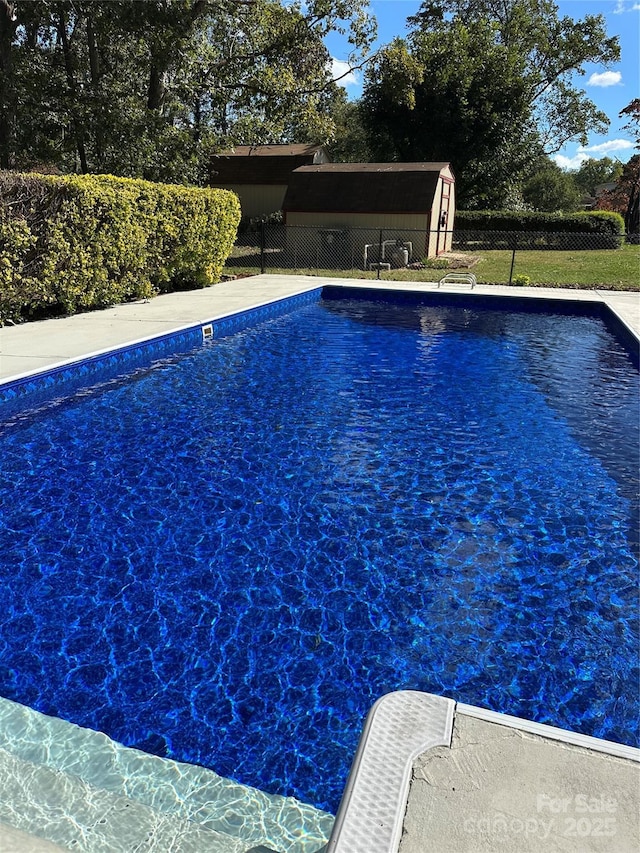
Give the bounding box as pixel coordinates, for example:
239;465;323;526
282;162;455;264
209;144;329;221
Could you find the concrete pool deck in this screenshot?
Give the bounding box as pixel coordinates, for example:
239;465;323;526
400;706;639;853
327;692;640;853
0;274;638;851
0;275;638;382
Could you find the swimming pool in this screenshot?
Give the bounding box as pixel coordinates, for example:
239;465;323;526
0;292;638;813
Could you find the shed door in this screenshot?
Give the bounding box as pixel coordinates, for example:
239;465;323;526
437;179;452;255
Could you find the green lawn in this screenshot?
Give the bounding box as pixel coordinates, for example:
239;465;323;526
224;242;640;291
467;243;639;289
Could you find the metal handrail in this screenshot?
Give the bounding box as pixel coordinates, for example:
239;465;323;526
438;272;477;289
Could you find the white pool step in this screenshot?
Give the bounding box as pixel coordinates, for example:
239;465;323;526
0;697;332;853
326;691;454;852
0;746;248;852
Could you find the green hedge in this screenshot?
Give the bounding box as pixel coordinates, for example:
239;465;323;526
454;210;625;233
0;172;240;323
453;210;625;250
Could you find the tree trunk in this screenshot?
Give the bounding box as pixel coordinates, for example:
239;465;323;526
86;12;102;165
86;14;100;83
146;0;207;112
147;63;165;111
193;95;202;142
57;5;88;173
626;181;639;239
0;0;17;169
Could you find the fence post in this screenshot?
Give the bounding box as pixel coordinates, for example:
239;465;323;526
377;229;383;280
508;233;517;285
260;220;266;274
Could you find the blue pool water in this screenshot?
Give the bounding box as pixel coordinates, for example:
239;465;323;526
0;297;638;813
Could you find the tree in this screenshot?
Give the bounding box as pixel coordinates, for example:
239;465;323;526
623;156;639;237
598;101;640;237
620;98;640;147
522;157;581;211
360;0;619;208
362;24;540;208
573;157;623;197
620;101;640;235
0;0;21;169
325;91;374;162
407;0;618;153
0;0;375;182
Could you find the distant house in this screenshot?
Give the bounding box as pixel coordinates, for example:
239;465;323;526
209;144;329;221
582;181;618;211
282;162;455;264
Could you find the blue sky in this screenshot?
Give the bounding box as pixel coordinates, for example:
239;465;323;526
326;0;639;170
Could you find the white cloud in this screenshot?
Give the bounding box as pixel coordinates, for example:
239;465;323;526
554;152;590;170
581;139;634;155
614;1;640;11
330;58;359;87
587;70;622;87
554;139;635;170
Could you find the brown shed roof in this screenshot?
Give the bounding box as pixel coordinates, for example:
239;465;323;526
283;163;453;213
210;144;327;185
216;144;325;157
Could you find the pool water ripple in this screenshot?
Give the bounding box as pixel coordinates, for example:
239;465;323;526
0;298;638;813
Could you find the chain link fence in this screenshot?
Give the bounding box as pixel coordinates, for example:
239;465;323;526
227;224;638;289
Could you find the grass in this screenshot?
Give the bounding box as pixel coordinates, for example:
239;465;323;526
470;243;639;290
224;243;640;291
